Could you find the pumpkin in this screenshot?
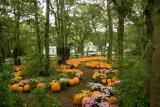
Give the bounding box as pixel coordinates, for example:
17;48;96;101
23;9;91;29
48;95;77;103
51;82;61;92
14;71;22;77
68;79;75;86
73;77;79;84
111;76;118;82
108;82;113;87
74;94;82;104
92;91;101;96
15;67;20;72
101;79;107;84
23;85;30;92
107;79;112;84
107;96;116;104
18;87;23;92
10;83;19;91
37;83;45;89
124;63;129;67
88;92;93;97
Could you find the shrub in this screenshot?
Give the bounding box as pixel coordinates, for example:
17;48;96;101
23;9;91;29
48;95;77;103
116;61;149;107
25;88;61;107
23;51;44;78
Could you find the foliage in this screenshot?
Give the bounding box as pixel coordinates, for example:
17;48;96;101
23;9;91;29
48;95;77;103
25;88;61;107
0;64;13;107
116;60;149;107
23;51;44;78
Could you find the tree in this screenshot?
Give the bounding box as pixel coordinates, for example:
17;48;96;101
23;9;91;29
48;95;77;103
12;0;21;65
112;0;133;64
50;0;73;64
107;0;113;63
146;0;160;106
44;0;50;73
33;0;42;52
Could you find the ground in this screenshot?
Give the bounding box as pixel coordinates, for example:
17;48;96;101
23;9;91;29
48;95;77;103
53;64;94;107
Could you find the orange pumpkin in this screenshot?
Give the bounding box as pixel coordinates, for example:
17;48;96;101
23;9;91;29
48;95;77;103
101;79;107;84
23;85;30;92
68;79;75;86
18;87;23;92
37;83;45;89
124;63;129;67
107;79;112;84
73;77;80;84
14;71;22;77
88;92;93;97
108;96;116;104
108;82;114;87
10;83;19;91
74;94;82;104
15;67;20;72
92;91;101;96
111;76;118;82
51;82;61;92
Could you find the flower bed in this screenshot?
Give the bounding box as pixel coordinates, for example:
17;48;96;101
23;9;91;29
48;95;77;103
9;65;83;93
92;69;120;87
73;84;118;107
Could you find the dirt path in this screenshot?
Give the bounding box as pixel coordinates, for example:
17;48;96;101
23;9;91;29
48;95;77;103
53;64;94;107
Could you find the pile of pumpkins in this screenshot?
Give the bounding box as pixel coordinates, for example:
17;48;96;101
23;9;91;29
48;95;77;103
10;79;31;92
92;70;119;87
86;61;112;69
73;90;117;106
10;66;46;92
66;56;107;68
57;65;83;76
50;77;80;92
10;66;31;92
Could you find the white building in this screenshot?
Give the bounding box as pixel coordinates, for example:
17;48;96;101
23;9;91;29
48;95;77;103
43;46;57;56
84;42;98;55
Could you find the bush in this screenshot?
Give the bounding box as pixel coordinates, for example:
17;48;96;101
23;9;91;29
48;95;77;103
116;61;149;107
25;88;61;107
0;64;13;107
23;51;44;78
0;64;61;107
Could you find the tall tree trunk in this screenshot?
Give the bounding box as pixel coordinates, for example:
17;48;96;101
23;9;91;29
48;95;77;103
56;0;69;65
1;48;5;63
0;47;3;67
147;0;160;106
34;0;41;52
13;4;21;66
80;42;84;56
117;14;124;63
92;21;101;53
145;0;153;103
107;1;113;63
44;0;50;73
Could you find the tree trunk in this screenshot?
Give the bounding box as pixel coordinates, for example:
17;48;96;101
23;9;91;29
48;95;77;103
13;4;21;66
0;47;3;67
80;42;84;56
34;0;42;52
1;48;5;63
44;0;50;73
147;0;160;106
117;14;124;63
56;0;69;64
107;1;113;63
